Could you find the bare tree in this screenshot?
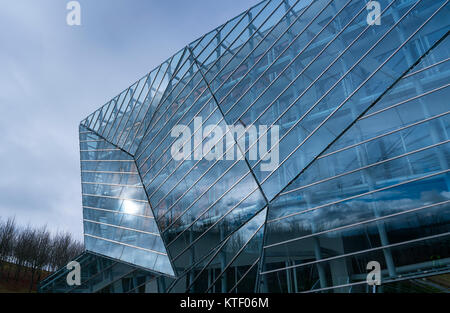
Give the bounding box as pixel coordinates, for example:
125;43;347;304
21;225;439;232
28;226;51;292
0;217;17;280
48;231;84;272
0;219;84;291
12;225;36;281
67;240;84;262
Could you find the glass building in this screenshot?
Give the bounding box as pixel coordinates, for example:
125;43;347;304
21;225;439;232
40;0;450;293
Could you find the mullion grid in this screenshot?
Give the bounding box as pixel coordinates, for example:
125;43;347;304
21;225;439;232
185;208;267;292
109;81;141;142
134;0;274;165
151;6;342;264
67;256;119;293
116;72;154;149
167;0;375;200
67;255;136;293
128;51;195;155
319;109;450;161
402;56;450;79
81;136;166;262
265;200;450;251
105;84;136;140
296;110;450;190
83;219;160;237
159;0;423;210
169;187;265;262
98;96;119;137
228;257;261;293
268;168;450;227
91;100;112;133
204;214;266;293
168;0;447;288
83;116;92;127
84;233;166;256
282;63;450;194
255;0;447;190
268;140;450;223
154;0;392;209
81;131;127;173
80;116;90;128
260;33;450;270
111;76;149;147
73;0;450;293
140;0;336;203
122;62;167;152
82;193;147;203
205;227;265;293
101;88;130;138
136;0;305;173
131;29;228;158
138;0;307;204
145;0;350;231
81;156;142;188
96;96;118;136
39;253;95;290
303;268;450;294
139;1;309;203
165;239;230;292
285;93;450;193
260;231;450;278
190;7;251;66
164;207;266;292
78;125;97;141
131;150;178;277
126;272;159;293
83;190;152;242
117;49;187;151
86;109;100;130
208;0;321;111
360;84;450;121
126;49;189;153
83;206;154;220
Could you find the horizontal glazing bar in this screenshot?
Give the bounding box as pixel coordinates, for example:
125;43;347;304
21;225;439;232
283;140;449;194
80;160;134;162
81;181;143;188
316;110;450;161
84;219;160;237
83;206;154;219
265;200;450;249
82;193;148;203
81;170;138;175
268;169;450;223
84;233;167;256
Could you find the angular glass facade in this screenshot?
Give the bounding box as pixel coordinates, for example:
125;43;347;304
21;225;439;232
42;0;450;293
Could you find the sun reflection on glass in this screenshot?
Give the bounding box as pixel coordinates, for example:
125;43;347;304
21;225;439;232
123;200;140;215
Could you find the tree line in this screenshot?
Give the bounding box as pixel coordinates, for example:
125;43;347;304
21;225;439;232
0;217;84;292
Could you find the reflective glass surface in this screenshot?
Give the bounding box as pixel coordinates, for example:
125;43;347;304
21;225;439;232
54;0;450;293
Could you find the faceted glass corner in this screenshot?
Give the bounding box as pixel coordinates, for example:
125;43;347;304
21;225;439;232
79;125;175;276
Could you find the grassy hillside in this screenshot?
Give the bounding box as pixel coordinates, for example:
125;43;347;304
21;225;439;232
0;262;51;293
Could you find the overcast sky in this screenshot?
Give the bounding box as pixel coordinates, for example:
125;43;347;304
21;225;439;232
0;0;260;241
